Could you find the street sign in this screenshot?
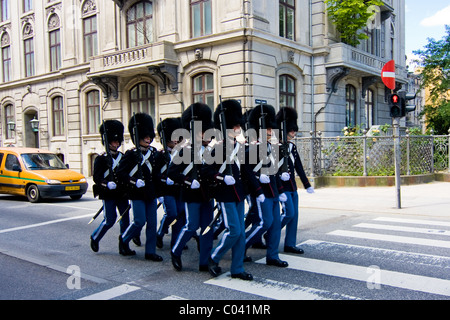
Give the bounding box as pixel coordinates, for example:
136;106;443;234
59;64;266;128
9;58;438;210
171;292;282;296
381;60;396;90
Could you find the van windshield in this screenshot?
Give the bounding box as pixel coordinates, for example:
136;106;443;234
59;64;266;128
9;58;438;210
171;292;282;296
21;153;67;170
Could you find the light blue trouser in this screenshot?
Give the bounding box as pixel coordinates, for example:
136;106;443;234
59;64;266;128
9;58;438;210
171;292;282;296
245;197;281;260
172;200;214;267
280;191;299;247
122;199;157;255
91;199;130;242
211;201;245;274
157;195;185;248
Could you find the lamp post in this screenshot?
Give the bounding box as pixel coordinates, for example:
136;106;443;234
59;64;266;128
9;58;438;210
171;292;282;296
30;117;39;132
7;121;15;132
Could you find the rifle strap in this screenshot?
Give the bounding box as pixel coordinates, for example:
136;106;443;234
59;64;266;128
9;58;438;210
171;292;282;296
129;149;152;177
104;153;122;179
219;142;241;174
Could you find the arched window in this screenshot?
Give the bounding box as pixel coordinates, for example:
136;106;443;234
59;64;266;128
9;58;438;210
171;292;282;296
4;104;14;139
279;74;296;109
126;1;153;48
86;90;100;134
52;96;64;136
192;73;214;110
1;32;11;82
49;28;61;71
346;85;357;127
130;82;156;120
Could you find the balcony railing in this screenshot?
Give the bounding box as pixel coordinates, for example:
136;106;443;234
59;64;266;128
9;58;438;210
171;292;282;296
326;43;406;80
89;41;178;77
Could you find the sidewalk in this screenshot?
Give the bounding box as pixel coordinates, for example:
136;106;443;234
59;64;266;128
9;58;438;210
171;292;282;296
299;181;450;218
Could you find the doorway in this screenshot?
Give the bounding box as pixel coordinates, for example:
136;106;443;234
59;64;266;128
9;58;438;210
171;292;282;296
24;111;39;148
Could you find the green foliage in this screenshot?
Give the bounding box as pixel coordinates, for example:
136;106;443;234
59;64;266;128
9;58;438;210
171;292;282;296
325;0;384;46
413;25;450;135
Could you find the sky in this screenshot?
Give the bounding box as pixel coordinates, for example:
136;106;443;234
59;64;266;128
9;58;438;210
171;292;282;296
405;0;449;66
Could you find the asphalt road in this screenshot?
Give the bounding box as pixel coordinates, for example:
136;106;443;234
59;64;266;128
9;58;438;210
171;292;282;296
0;182;449;305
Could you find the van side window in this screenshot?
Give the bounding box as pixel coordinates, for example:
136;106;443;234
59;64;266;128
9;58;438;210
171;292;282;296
5;154;20;171
0;153;4;167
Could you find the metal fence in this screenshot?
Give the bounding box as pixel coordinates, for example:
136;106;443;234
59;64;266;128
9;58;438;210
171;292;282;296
294;131;450;177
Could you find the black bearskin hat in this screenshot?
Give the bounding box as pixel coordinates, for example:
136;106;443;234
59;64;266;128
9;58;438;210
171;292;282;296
181;102;213;132
213;99;244;130
128;113;155;145
99;120;124;145
248;104;278;132
157;117;182;143
276;107;299;133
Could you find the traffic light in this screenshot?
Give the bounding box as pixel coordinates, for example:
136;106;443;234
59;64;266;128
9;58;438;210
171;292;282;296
403;92;417;114
389;93;402;117
389;91;417;118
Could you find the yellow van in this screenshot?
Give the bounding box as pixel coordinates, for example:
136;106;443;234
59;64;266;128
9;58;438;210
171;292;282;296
0;147;88;202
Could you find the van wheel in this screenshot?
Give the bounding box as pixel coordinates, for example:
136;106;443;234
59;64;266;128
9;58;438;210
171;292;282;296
26;185;41;203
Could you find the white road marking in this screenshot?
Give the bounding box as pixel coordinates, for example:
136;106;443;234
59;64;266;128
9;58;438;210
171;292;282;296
205;272;360;300
374;217;450;227
354;223;450;236
78;284;140;300
255;254;450;297
328;229;450;249
0;214;93;234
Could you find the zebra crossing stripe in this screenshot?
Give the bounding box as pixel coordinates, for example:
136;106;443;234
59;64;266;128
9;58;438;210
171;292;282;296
373;217;450;227
353;223;450;236
204;272;360;300
328;229;450;249
254;254;450;297
78;284;140;300
300;239;450;269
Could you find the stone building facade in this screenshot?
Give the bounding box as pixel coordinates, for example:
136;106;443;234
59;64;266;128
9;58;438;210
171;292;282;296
0;0;408;176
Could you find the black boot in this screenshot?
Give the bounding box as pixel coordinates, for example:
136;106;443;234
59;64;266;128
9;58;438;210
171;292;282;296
90;236;99;253
208;258;222;277
171;251;182;271
118;236;136;256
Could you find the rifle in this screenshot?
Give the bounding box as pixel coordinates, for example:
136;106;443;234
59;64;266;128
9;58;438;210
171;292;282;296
132;112;144;181
280;108;289;174
218;96;232;176
259;101;267;143
187;105;199;186
201;203;220;236
159;118;169;153
88;206;104;225
90;120;118;223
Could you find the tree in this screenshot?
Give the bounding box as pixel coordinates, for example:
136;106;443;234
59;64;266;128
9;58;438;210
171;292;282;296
325;0;384;47
413;25;450;135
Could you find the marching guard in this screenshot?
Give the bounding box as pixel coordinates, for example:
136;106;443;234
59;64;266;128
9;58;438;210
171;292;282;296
90;120;130;252
116;113;164;261
168;103;215;272
276;107;314;254
244;104;289;267
205;99;263;281
156;117;186;249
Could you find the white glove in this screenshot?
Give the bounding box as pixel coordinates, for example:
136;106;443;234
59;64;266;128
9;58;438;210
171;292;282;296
224;175;236;186
256;194;265;203
136;179;145;188
306;187;315;194
281;172;290;181
107;181;117;190
191;179;200;189
166;177;174;185
259;174;270;184
279;193;288;202
157;197;164;203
